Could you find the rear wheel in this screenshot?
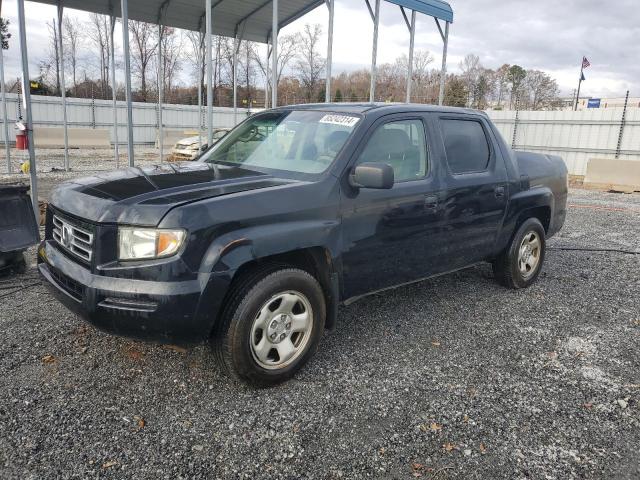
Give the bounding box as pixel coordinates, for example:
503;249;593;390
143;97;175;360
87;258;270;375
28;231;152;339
212;266;325;386
492;218;546;289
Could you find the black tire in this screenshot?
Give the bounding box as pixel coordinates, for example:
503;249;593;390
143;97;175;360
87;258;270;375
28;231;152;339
212;265;326;386
492;217;546;289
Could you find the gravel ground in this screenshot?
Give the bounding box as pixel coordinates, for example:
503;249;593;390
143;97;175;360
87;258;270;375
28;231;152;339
0;188;639;479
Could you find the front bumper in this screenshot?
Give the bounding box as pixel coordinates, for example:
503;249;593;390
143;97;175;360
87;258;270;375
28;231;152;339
38;240;227;344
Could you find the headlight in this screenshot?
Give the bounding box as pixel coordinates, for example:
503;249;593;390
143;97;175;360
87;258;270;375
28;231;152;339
118;228;186;260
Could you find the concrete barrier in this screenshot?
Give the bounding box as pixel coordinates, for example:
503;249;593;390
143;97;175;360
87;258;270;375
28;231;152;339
33;127;110;148
584;158;640;192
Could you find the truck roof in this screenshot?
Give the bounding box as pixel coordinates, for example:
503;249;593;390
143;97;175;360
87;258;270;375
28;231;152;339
272;102;483;116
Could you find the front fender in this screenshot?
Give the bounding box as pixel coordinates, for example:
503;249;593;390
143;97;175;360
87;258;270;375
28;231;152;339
197;220;342;274
192;220;343;337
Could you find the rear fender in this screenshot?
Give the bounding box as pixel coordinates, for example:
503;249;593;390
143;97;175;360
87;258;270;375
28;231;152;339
495;187;554;254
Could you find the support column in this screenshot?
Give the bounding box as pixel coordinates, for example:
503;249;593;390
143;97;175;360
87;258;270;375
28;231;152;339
325;0;334;102
271;0;278;108
121;0;134;166
369;0;380;102
264;42;270;108
197;30;203;154
17;0;39;222
406;10;415;103
438;21;449;106
205;0;213;146
109;15;119;168
56;3;69;171
0;37;10;173
233;32;238;124
157;24;164;162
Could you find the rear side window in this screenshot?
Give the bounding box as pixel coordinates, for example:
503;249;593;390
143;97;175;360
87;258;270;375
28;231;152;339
441;119;490;174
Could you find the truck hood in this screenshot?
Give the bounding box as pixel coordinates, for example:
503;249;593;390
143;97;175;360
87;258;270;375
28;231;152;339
49;162;294;225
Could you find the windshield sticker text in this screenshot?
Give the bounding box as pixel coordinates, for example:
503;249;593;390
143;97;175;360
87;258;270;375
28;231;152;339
319;114;360;127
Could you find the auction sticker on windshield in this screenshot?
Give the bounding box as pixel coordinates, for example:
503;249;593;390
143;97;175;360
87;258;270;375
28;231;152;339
319;114;360;127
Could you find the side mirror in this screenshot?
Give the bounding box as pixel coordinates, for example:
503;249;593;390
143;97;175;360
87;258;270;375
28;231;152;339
349;162;394;189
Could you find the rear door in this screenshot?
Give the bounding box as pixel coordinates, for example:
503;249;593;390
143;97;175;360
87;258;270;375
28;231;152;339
429;113;509;267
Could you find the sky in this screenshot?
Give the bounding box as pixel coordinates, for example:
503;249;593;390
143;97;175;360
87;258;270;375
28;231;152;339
1;0;638;99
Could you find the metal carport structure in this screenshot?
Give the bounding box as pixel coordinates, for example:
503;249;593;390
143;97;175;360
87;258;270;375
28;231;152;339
5;0;453;220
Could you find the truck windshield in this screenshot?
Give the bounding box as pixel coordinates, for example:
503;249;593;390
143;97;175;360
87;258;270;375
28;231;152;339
200;110;360;175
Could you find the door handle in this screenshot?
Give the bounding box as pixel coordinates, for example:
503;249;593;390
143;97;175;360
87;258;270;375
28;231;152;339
424;195;439;210
494;186;505;199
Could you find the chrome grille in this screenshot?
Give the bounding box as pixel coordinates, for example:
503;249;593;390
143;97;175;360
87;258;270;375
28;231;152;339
52;215;94;261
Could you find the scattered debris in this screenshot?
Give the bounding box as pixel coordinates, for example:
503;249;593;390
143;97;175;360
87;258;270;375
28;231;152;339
442;442;456;453
41;355;56;364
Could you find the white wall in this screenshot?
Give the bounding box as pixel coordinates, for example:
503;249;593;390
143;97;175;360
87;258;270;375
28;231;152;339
2;93;639;177
487;108;640;176
0;93;256;146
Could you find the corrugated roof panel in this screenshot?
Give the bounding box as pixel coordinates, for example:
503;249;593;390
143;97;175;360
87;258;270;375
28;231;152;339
30;0;452;41
385;0;453;23
32;0;325;43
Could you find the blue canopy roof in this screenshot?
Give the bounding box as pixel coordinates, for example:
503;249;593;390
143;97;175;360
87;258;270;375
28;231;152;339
385;0;453;23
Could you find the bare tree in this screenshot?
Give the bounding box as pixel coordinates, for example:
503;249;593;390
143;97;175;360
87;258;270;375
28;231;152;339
63;15;83;90
219;36;235;88
156;26;183;102
238;41;257;107
459;53;481;107
252;33;299;100
87;13;111;98
40;19;61;94
395;49;434;101
524;70;559;110
491;64;510;109
294;24;325;102
129;20;157;101
185;30;204;93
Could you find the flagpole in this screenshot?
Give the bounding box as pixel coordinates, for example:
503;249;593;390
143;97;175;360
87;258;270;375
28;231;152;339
574;59;584;111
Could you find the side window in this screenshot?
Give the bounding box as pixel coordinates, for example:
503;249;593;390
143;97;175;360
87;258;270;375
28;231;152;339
441;119;490;174
356;119;428;182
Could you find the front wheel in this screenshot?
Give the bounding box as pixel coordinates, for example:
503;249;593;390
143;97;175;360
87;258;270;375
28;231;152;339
212;266;326;386
492;217;546;289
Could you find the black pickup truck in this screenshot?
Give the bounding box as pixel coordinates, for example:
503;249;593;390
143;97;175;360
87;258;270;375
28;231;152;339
38;103;567;385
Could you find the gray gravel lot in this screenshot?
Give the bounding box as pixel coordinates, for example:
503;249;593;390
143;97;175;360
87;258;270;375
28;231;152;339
1;188;639;479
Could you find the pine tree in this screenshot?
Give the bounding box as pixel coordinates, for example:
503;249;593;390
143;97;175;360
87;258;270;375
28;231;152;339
334;88;343;102
444;78;468;107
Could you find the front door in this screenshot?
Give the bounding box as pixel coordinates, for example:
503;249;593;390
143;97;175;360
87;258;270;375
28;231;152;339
339;114;447;299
